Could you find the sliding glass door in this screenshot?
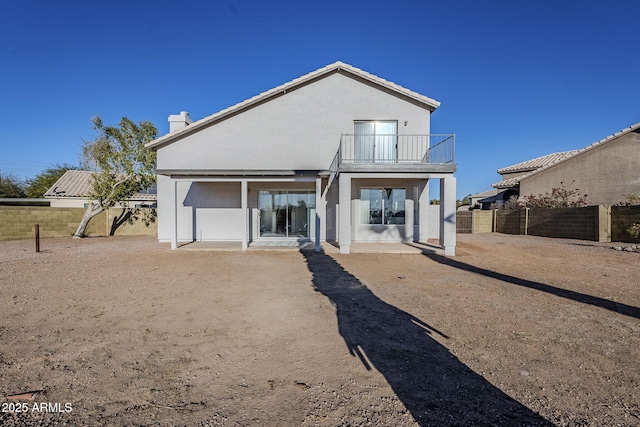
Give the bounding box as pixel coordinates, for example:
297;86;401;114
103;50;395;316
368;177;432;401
258;191;316;238
354;121;398;163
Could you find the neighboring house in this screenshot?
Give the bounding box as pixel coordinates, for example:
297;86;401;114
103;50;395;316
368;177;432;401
0;198;50;206
489;151;580;205
475;121;640;208
146;62;457;255
44;170;157;208
470;151;580;209
511;123;639;206
469;189;499;210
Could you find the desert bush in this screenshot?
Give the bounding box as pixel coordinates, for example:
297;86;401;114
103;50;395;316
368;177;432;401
520;181;588;209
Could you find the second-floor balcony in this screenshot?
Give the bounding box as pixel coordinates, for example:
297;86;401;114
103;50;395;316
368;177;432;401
332;134;456;174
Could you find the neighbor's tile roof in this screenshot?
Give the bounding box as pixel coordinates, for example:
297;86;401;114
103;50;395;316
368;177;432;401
470;189;498;199
44;170;156;200
497;151;580;174
492;177;523;189
146;61;441;150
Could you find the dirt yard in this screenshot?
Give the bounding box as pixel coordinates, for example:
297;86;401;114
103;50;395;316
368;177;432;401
0;234;638;426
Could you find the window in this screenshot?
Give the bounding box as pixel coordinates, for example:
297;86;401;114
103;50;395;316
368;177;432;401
360;188;406;225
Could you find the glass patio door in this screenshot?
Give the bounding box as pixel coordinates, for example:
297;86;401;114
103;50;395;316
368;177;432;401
258;191;316;238
354;121;397;163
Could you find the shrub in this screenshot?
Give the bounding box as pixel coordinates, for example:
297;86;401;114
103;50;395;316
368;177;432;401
520;181;588;209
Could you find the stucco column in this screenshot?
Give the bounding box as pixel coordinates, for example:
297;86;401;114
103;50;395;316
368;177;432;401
439;176;456;256
418;180;429;243
315;178;322;252
338;174;351;254
171;179;178;250
241;180;248;251
405;198;414;243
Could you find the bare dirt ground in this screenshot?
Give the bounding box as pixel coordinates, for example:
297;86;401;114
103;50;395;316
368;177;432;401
0;234;639;426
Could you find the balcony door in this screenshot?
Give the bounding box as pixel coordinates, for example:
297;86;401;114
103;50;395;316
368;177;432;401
354;121;397;163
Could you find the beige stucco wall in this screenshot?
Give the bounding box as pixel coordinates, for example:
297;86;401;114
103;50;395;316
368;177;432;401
519;130;640;206
47;198;87;208
500;171;529;181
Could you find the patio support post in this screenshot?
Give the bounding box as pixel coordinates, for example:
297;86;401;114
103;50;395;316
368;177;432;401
315;178;321;252
241;180;248;251
338;174;351;254
171;180;178;250
439;176;456;256
418;180;429;243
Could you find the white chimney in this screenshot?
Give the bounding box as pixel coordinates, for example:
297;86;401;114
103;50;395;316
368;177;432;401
168;111;194;133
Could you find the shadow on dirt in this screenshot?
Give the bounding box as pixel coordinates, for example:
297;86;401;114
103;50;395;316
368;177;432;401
302;250;553;426
424;253;640;320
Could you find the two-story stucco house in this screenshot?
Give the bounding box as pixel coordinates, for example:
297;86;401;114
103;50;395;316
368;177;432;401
146;62;457;255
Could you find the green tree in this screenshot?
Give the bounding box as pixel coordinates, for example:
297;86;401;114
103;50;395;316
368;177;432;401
0;172;26;198
25;164;79;198
456;194;471;208
74;116;157;238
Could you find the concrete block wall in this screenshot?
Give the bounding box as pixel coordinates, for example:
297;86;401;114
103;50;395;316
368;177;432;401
490;205;640;242
495;210;522;235
472;210;494;233
106;208;158;236
611;205;640;243
527;207;597;240
0;206;156;241
456;211;472;233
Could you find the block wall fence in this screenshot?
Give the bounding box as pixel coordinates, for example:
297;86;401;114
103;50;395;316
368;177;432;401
466;205;640;243
0;206;157;241
2;205;638;243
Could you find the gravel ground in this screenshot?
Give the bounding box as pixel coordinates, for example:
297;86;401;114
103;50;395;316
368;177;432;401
0;234;639;426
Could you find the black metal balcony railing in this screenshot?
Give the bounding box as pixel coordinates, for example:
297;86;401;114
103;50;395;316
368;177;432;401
338;134;455;165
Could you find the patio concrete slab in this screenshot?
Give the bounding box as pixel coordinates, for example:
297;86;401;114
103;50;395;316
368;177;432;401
178;240;444;254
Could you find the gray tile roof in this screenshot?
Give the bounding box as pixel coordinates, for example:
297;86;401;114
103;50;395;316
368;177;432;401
497;151;580;174
44;170;156;200
469;189;498;199
492;177;523;189
146;61;441;150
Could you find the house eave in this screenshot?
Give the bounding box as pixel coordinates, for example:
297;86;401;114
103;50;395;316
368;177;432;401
156;169;326;178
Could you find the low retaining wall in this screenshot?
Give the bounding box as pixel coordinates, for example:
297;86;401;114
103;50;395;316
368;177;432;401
0;206;157;241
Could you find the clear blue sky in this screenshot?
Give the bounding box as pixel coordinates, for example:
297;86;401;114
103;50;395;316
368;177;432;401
1;0;639;199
